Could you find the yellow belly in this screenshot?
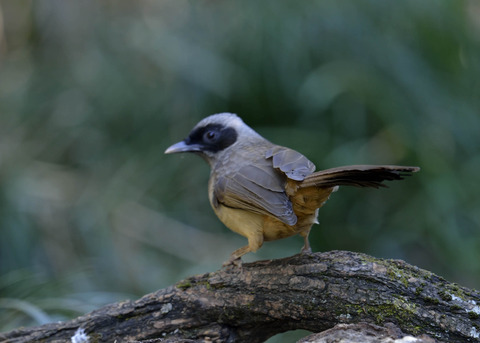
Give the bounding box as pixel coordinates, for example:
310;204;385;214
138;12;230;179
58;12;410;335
212;201;317;243
213;204;264;239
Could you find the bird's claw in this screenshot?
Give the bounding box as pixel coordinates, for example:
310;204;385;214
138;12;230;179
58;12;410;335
222;257;243;269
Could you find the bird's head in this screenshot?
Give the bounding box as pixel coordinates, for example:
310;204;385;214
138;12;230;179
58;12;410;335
165;113;262;165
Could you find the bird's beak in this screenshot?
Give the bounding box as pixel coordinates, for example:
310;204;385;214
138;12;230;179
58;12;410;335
164;140;202;154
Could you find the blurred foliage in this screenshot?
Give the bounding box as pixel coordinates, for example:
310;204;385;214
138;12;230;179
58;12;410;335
0;0;479;340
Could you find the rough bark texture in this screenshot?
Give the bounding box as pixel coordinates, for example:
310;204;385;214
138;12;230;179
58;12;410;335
1;251;479;343
297;322;437;343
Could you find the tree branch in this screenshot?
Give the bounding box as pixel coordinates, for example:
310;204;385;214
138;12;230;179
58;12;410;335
1;251;479;343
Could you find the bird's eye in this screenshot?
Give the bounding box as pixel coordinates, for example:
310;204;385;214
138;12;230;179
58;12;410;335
204;130;218;142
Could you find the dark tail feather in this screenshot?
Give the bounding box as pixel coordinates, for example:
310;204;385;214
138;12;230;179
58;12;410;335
300;165;420;189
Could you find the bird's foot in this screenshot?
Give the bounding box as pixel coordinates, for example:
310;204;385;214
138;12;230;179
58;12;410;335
222;256;243;269
300;245;312;254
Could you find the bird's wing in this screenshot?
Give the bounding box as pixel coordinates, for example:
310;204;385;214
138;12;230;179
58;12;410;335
265;146;316;181
214;158;298;226
213;145;318;226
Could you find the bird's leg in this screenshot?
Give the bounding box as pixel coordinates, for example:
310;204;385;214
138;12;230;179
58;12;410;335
222;232;264;267
299;230;312;254
222;245;250;267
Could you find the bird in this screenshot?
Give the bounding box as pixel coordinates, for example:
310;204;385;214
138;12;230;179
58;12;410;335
165;113;419;266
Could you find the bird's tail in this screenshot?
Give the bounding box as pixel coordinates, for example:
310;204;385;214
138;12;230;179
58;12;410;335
284;165;419;227
299;165;420;189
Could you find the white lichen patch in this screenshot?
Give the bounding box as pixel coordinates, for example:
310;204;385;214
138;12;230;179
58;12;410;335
71;328;89;343
467;299;480;314
161;303;173;314
469;327;479;339
337;313;351;321
448;292;480;315
450;294;462;302
394;336;419;342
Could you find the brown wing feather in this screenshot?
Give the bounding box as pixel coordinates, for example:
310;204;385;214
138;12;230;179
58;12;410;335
266;146;316;181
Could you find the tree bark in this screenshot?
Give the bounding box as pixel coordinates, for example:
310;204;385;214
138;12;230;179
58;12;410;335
297;322;437;343
1;251;479;343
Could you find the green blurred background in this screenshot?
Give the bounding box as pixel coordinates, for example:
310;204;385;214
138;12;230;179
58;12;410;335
1;0;479;341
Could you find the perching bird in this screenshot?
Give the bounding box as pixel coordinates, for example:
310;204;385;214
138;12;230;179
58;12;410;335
165;113;419;266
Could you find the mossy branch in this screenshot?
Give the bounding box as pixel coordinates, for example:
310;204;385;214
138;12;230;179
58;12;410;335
1;251;479;343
